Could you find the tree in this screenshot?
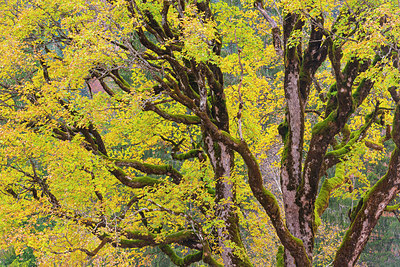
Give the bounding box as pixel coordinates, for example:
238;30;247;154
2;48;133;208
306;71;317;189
0;0;400;266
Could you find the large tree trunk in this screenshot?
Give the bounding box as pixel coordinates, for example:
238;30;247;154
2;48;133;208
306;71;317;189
278;11;329;266
200;59;251;265
203;133;250;266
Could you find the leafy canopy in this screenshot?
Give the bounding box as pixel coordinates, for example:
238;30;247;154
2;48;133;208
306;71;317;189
0;0;400;266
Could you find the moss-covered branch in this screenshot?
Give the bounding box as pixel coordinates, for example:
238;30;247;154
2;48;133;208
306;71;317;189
159;245;203;267
276;246;284;267
364;140;384;151
187;108;311;266
172;148;205;161
159;135;205;161
326;105;380;159
109;157;183;184
108;166;164;188
314;163;346;227
144;102;201;125
385;203;400;211
315;107;382;228
109;69;132;93
119;230;199;248
333;104;400;266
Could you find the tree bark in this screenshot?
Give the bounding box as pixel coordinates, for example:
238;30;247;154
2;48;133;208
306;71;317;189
333;104;400;265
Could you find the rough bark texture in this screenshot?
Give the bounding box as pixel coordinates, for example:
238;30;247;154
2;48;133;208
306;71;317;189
333;104;400;266
255;3;396;266
198;63;250;265
279;11;329;266
280;12;306;267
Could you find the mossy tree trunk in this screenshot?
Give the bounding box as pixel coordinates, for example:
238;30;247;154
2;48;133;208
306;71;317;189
256;2;400;266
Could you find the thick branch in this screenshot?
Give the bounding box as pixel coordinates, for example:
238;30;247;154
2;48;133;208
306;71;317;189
190;109;311;266
159;245;203;267
119;230;199;248
110;167;164;188
109;70;132;93
333;104;400;266
111;157;183;184
173;149;205;161
52;239;109;257
315;163;347;223
143;102;201;125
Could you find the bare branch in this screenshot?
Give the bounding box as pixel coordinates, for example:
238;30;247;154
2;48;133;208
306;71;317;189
254;2;283;57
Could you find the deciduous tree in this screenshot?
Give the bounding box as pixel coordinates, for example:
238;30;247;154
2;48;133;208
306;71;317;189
0;0;400;266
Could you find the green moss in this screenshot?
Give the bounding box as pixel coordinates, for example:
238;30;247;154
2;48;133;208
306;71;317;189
278;120;289;140
173;114;201;124
372;53;381;65
276;246;284;267
132;176;162;186
159;245;202;267
314;164;345;226
113;165;128;176
298;65;313;100
349;198;364;222
335;124;350;149
352;78;366;106
314;209;321;229
385;203;400;211
142;162;168;172
325;83;338;115
205;185;216;196
312;110;337;135
280;141;290;164
326;108;377;158
121;230;194;247
325;144;351;158
221;130;241;144
261;187;281;215
163;230;193;241
213;141;221;156
114;75;131;90
173;149;203;160
362;153;398;205
278;119;289;163
342;59;356;74
120;239;149;247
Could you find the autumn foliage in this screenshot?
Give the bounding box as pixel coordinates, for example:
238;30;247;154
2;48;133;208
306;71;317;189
1;0;400;266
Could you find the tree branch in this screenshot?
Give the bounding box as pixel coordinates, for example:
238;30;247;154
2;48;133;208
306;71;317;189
143;102;201;125
159;245;203;267
111;157;183;184
333;103;400;266
254;2;283;57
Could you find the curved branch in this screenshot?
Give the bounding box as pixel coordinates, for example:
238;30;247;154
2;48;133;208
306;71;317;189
172;149;205;161
159;245;203;267
109;70;132;93
189;108;311;266
333;104;400;266
143;102;201;125
111;157;183;184
254;2;283;57
119;229;199;248
52;239;109;257
110;167;164;188
315;163;347;223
